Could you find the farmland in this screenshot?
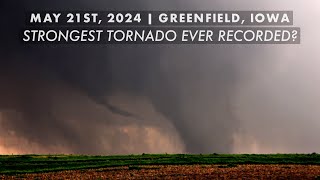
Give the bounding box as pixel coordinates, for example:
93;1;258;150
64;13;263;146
1;154;320;179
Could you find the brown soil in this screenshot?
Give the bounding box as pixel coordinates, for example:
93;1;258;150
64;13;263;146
2;165;320;179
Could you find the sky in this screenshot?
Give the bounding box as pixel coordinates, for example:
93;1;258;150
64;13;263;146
0;0;320;154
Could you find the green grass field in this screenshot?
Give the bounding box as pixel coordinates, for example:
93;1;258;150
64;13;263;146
1;154;320;175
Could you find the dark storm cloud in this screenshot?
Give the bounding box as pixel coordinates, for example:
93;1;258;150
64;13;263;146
0;0;240;154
